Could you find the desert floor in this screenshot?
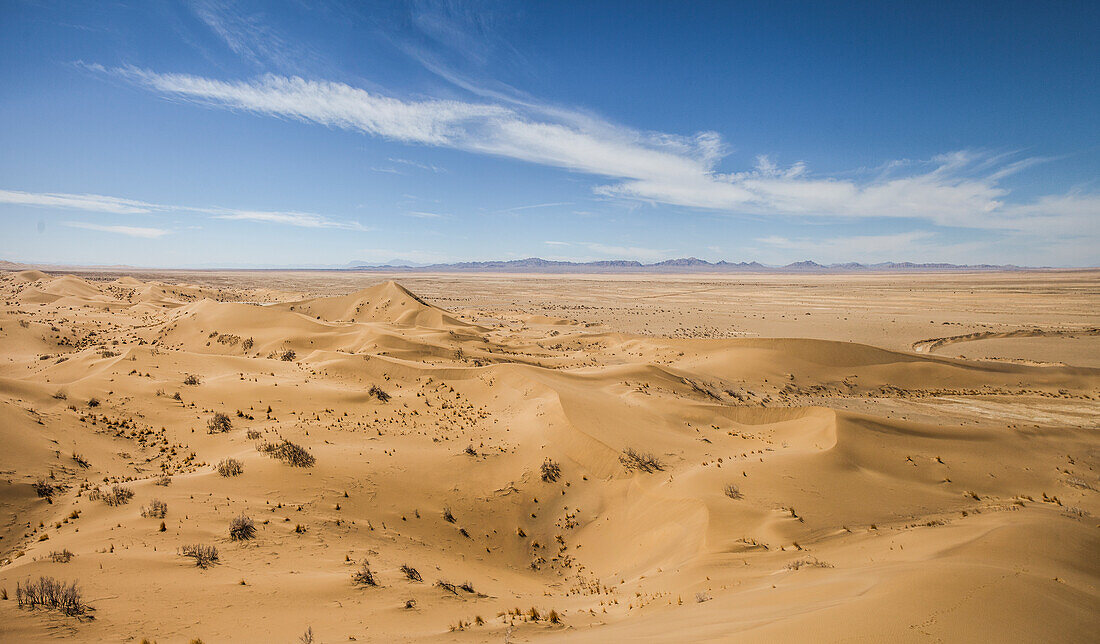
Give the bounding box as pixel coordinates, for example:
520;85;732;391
0;269;1097;642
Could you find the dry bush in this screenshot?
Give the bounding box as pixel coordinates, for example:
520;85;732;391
181;543;219;568
442;507;456;523
87;397;100;407
52;390;67;400
368;384;390;402
216;458;243;477
48;549;75;563
97;484;134;506
352;561;378;587
154;475;172;486
401;564;422;582
541;459;562;482
548;609;562;624
298;627;314;644
207;412;232;433
141;499;168;519
435;579;458;594
71;452;90;468
15;576;89;615
724;484;743;500
183;374;201;386
258;439;315;467
246;429;262;440
32;479;57;499
229;515;256;541
620;448;663;473
464;445;478;456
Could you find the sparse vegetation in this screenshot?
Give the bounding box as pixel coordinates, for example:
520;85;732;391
541;459;562;482
246;429;262;440
32;479;57;499
352;561;378;587
15;576;89;616
141;499;168;519
442;507;456;523
368;384;390;402
216;457;243;477
183;374;201;386
620;448;663;473
87;397;100;407
724;484;743;500
207;412;232;433
71;452;90;468
91;484;134;506
154;475;172;486
48;549;75;563
229;514;256;541
258;439;315;467
181;544;219;568
401;564;422;582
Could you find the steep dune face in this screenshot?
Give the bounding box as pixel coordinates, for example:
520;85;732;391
0;272;1097;643
276;280;476;329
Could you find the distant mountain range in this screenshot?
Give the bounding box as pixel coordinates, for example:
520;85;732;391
348;257;1035;273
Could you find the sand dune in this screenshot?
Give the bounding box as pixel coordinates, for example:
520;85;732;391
0;270;1097;642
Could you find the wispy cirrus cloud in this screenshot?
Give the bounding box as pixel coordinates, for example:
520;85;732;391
64;221;171;239
100;65;1098;238
0;187;366;231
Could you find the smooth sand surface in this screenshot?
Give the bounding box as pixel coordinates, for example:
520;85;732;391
0;269;1097;642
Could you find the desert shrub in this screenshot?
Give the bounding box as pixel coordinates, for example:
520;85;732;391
548;609;562;624
141;499;168;519
368;384;390;402
258;440;315;467
15;576;88;615
352;561;377;587
32;479;57;499
87;397;100;407
181;543;219;568
216;458;243;477
241;337;254;351
298;627;314;644
154;475;171;486
464;445;477;456
619;448;663;473
246;429;262;440
99;484;134;506
207;412;232;433
459;581;476;593
183;374;201;386
435;579;458;594
724;484;743;500
401;564;422;582
52;390;67;400
270;348;296;361
442;507;456;523
71;453;90;468
48;549;75;563
541;459;561;482
229;514;256;541
172;392;182;401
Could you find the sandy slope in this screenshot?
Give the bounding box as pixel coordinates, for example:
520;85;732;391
0;270;1097;643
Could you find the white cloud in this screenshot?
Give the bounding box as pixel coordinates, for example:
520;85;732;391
106;66;1097;238
1;187;365;230
0;189;158;214
64;221;171;239
404;211;447;219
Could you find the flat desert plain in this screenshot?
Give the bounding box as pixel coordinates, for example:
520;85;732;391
0;269;1097;642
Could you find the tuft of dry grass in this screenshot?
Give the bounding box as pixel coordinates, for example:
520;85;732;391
258;439;315;467
180;544;218;568
141;499;168;518
48;549;75;563
207;412;232;433
352;561;378;587
541;459;562;482
229;515;256;541
401;564;422;582
620;448;663;473
216;458;243;477
182;374;201;386
724;484;743;500
368;384;391;402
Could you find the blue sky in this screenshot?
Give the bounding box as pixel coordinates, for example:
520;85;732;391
1;0;1097;267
